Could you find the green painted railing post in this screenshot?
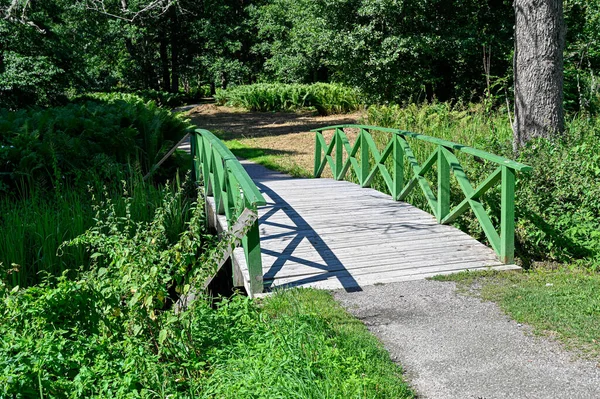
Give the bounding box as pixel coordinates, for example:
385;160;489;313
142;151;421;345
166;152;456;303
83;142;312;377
190;133;198;183
392;134;404;199
243;210;263;294
314;131;322;177
335;129;343;180
437;146;450;222
500;165;516;264
360;129;369;186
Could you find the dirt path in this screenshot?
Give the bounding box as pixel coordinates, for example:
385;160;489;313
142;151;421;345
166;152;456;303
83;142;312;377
184;105;364;177
185;104;363;139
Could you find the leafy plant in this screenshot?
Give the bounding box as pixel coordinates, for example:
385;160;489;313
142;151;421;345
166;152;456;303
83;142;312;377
216;83;362;115
0;97;191;196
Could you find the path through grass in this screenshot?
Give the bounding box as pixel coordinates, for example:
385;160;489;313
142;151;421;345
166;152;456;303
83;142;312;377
432;269;600;358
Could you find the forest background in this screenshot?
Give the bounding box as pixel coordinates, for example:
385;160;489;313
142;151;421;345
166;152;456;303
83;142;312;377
1;0;598;113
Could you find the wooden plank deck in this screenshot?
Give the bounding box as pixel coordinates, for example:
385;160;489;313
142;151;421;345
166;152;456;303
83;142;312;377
229;161;520;293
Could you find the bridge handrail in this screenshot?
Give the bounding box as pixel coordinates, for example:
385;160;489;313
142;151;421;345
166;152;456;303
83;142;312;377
312;124;531;264
191;128;266;294
314;124;531;172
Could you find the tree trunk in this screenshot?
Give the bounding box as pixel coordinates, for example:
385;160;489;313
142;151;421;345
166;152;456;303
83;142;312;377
513;0;565;149
160;38;170;92
170;6;179;93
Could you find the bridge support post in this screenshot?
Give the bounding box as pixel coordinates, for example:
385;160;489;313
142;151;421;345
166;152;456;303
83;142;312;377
437;146;450;222
392;134;404;200
500;166;516;264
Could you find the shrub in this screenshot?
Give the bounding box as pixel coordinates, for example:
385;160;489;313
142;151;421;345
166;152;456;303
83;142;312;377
77;87;212;108
215;83;362;115
0;176;195;288
0;98;191;196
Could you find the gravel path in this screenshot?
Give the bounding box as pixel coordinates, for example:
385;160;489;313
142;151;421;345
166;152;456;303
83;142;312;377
334;280;600;399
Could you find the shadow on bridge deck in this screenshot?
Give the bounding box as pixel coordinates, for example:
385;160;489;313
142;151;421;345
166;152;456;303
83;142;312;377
240;161;517;292
256;181;363;292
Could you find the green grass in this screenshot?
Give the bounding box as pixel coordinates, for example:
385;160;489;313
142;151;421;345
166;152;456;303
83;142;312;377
204;288;415;399
432;269;600;357
1;280;415;397
225;139;312;178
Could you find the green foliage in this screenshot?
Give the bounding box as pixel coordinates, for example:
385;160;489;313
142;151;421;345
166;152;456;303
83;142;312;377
0;278;414;398
0;97;193;286
515;121;600;266
78;88;212;108
204;289;415;399
0;184;215;397
0;177;192;288
253;0;514;103
216;83;361;115
0;189;413;397
365;102;600;269
0;96;191;195
564;0;600;114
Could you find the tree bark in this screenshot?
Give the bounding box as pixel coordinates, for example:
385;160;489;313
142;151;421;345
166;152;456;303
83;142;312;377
513;0;565;149
170;6;179;93
160;37;170;92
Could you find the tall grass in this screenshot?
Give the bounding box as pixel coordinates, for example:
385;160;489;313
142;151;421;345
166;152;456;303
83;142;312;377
215;83;362;115
0;176;194;288
0;96;194;287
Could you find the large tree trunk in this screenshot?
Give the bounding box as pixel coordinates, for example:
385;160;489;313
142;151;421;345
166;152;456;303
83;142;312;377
513;0;565;149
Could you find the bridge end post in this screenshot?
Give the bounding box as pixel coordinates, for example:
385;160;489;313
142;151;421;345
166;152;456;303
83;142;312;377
243;213;264;295
392;134;404;200
437;146;450;222
500;165;516;264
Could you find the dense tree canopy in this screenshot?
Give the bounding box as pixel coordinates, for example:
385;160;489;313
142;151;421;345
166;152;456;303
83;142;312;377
1;0;600;111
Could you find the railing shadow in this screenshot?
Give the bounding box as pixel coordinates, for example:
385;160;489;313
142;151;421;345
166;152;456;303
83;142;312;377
254;181;363;292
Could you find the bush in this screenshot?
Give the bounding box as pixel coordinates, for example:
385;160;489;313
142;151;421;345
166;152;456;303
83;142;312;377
0;176;196;288
0;97;191;196
215;83;362;115
0;185;216;397
77;87;212;108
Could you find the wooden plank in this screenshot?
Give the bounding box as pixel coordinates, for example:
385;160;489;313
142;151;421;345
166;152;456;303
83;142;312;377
268;263;520;291
265;258;508;288
262;250;501;281
260;236;489;260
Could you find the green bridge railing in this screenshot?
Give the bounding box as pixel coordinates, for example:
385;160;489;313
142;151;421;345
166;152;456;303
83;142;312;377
190;129;266;294
313;125;531;264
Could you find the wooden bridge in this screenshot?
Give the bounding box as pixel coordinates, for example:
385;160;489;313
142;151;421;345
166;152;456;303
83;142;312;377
185;125;530;297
